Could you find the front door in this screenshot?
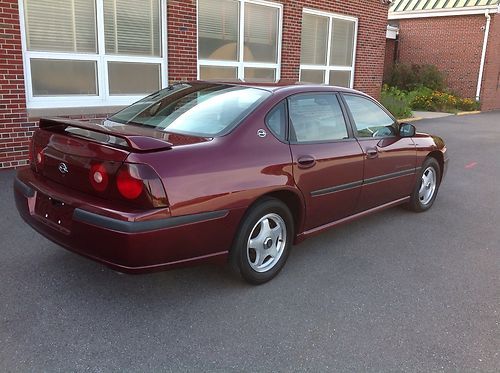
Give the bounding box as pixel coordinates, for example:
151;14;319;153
341;93;417;212
287;92;364;230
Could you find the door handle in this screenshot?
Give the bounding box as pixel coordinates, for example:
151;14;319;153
297;155;316;169
366;147;378;159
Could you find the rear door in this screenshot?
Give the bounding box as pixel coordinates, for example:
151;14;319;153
341;93;417;212
287;92;364;231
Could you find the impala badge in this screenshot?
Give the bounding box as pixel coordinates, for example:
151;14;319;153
257;129;267;138
58;162;69;174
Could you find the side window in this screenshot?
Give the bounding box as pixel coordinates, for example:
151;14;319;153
266;101;287;141
343;94;396;138
288;93;348;143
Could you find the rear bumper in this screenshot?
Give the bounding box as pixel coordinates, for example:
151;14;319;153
14;168;244;273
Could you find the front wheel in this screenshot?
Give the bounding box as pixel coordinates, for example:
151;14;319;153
407;157;441;212
230;198;294;284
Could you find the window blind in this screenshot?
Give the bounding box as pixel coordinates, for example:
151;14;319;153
199;0;239;41
103;0;161;56
330;19;355;67
24;0;97;53
300;13;328;66
244;3;278;63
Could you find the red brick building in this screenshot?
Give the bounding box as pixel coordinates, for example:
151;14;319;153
0;0;390;169
386;0;500;111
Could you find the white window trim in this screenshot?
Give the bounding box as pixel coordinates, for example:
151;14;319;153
19;0;168;109
299;8;358;88
196;0;283;82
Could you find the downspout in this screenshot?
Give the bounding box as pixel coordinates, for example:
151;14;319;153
476;11;491;101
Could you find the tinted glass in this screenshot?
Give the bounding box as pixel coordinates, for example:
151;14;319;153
329;70;351;87
31;59;97;96
244;67;276;82
199;66;238;81
344;94;396;138
109;83;271;137
108;62;160;95
300;69;325;84
288;94;348;143
266;101;287;141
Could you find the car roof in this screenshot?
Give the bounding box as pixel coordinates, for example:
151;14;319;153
190;80;367;96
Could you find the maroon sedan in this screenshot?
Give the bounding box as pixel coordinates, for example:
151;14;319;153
14;82;448;284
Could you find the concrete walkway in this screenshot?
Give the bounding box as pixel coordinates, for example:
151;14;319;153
412;111;453;119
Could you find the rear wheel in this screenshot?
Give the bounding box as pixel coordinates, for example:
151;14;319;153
230;198;293;284
407;157;441;212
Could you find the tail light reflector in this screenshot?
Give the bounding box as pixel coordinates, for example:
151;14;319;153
89;163;109;192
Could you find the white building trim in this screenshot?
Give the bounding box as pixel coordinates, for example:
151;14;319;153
389;4;499;19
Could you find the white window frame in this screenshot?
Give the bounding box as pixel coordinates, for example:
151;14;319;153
299;8;358;88
196;0;283;82
19;0;168;109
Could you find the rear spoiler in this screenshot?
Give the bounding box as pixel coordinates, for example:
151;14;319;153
39;118;173;152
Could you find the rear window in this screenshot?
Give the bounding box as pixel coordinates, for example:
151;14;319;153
109;83;271;137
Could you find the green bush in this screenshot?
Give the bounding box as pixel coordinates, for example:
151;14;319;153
410;90;479;112
381;85;412;119
381;84;479;116
386;64;445;91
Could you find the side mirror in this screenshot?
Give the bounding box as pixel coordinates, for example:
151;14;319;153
399;123;416;137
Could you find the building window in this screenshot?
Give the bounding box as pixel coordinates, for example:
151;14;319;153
299;9;357;88
198;0;282;83
21;0;167;109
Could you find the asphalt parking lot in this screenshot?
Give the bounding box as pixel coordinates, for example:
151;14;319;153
1;112;499;372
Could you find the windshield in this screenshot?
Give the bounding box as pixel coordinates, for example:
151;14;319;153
109;83;271;137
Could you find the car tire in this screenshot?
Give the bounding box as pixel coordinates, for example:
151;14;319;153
230;198;294;284
407;157;441;212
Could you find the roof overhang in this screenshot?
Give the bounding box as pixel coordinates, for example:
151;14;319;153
389;4;499;19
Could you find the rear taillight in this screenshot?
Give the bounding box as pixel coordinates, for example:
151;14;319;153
117;167;143;200
32;142;45;172
115;163;168;208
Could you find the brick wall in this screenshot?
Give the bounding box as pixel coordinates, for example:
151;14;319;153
167;0;198;82
0;0;35;169
384;38;397;83
480;14;500;111
0;0;389;169
396;15;486;99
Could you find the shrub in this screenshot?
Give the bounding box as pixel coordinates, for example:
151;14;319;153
458;98;480;111
410;90;479;112
381;85;412;119
386;64;445;91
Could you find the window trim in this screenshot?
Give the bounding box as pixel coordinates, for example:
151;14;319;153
299;8;358;88
196;0;283;82
19;0;168;109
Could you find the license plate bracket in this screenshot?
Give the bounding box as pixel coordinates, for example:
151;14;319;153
34;193;73;234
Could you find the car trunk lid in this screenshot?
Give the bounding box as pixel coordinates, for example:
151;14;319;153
34;118;207;197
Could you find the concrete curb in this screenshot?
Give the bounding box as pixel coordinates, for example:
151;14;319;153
398;117;423;123
456;111;481;116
